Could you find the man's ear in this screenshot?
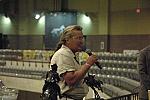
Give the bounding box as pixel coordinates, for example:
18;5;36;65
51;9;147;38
66;39;70;44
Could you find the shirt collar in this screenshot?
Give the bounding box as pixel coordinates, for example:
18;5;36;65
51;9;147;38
61;45;75;57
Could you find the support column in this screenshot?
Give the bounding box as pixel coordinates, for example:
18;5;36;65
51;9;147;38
98;0;110;51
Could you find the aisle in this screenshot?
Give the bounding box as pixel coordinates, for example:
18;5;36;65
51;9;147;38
0;75;44;93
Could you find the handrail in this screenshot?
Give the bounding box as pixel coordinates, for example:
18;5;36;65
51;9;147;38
107;92;138;100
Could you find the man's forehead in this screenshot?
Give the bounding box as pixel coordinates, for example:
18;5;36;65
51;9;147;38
72;30;83;35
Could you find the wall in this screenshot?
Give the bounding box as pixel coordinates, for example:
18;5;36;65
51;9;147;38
0;15;18;35
109;35;150;52
0;0;150;51
18;0;45;35
110;9;150;35
110;5;150;52
8;35;44;49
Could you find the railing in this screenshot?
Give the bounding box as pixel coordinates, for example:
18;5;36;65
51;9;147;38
107;93;139;100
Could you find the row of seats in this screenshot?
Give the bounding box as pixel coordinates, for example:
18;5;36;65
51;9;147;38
0;49;138;64
0;60;50;79
99;59;137;69
102;84;131;97
93;74;140;92
89;66;139;81
0;70;43;79
4;61;50;71
0;49;54;61
119;77;140;92
92;52;137;61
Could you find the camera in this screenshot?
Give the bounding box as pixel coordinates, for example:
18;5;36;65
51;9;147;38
41;64;61;100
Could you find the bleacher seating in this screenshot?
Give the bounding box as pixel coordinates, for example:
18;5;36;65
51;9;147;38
102;83;131;97
0;49;140;99
80;51;140;98
0;49;53;79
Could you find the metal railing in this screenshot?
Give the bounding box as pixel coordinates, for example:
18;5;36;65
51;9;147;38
107;93;139;100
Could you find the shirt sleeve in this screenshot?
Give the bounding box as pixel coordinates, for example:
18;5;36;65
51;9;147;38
56;54;77;75
138;51;150;88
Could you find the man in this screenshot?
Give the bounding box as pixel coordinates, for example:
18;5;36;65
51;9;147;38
138;45;150;100
50;25;97;100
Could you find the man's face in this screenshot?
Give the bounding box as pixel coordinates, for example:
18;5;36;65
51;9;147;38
67;30;84;52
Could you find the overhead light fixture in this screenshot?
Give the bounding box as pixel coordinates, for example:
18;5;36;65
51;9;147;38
83;13;91;24
35;14;40;19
